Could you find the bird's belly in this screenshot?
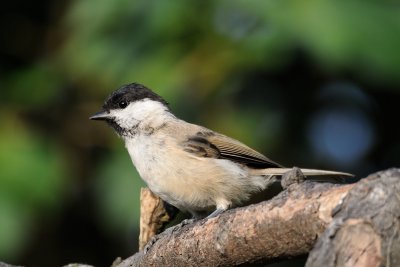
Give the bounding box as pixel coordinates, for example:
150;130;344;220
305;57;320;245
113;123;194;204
125;135;263;212
125;136;215;208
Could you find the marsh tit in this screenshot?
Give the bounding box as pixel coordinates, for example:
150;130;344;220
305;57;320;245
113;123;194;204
90;83;352;219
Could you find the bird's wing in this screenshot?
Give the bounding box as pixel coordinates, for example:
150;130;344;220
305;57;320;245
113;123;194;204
182;131;282;168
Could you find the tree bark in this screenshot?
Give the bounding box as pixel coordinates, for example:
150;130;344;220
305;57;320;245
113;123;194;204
306;168;400;267
139;188;171;250
116;168;400;267
118;180;349;265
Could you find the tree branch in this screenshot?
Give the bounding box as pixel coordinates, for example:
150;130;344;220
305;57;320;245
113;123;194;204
117;177;356;266
117;168;400;266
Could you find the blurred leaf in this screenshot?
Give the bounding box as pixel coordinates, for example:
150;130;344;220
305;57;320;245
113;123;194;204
0;197;31;260
0;112;67;260
58;0;400;96
1;63;63;107
242;0;400;83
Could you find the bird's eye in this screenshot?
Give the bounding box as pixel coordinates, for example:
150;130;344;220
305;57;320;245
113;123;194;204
119;100;128;109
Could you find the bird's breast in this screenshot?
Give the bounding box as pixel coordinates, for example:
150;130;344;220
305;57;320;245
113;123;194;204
124;134;220;209
125;135;166;184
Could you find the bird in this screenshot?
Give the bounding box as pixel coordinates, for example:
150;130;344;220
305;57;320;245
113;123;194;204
90;83;352;219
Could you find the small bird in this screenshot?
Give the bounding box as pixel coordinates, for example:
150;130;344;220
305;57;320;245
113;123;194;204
90;83;352;219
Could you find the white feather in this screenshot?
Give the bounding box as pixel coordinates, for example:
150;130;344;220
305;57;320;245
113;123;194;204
110;99;170;132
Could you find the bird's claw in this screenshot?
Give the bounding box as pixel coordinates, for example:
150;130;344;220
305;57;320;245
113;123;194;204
143;218;196;254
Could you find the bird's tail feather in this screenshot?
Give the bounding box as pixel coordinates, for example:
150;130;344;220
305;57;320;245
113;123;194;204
262;168;353;177
259;168;353;183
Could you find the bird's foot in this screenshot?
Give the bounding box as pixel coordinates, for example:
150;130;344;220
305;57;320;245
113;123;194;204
180;218;196;225
205;208;225;219
143;218;196;254
143;235;158;254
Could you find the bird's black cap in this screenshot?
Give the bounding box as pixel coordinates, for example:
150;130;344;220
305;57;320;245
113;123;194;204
102;83;169;112
90;83;169;135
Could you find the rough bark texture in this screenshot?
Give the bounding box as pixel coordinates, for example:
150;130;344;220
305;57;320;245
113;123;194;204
117;181;354;266
306;168;400;267
139;188;172;250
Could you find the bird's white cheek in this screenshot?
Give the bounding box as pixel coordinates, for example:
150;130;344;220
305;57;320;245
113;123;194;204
108;100;169;134
126;100;165;120
111;109;140;129
118;116;139;130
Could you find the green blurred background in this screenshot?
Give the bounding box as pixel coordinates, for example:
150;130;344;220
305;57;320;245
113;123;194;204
1;0;399;266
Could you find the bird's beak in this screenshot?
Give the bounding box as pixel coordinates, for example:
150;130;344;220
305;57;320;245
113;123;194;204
89;110;111;120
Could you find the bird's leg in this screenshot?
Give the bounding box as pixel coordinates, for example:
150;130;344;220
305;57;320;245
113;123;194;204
205;208;226;219
206;199;230;219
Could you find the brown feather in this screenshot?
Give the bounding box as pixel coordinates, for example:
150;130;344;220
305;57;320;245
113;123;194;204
183;131;283;168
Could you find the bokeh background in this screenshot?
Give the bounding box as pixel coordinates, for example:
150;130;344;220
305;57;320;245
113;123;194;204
1;0;399;266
